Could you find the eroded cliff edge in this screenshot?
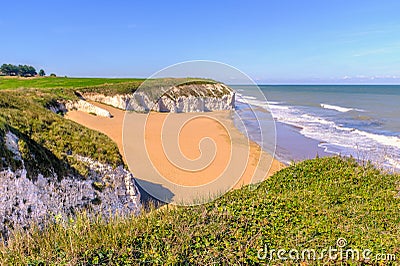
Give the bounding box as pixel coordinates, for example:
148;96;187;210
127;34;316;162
0;130;141;240
78;82;235;113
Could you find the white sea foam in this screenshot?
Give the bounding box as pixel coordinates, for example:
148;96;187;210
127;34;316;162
241;95;257;100
236;97;269;109
251;99;400;170
236;97;287;111
267;101;284;105
320;103;364;113
355;130;400;149
234;86;399;171
385;157;400;170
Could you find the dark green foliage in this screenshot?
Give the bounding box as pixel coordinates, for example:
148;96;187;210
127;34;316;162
0;64;37;77
38;69;45;77
0;64;20;76
16;130;68;180
17;65;37;77
0;121;23;171
1;157;399;264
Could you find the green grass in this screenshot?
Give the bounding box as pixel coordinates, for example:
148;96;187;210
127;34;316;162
0;76;145;90
0;76;219;97
0;77;144;90
1;157;398;265
77;78;218;96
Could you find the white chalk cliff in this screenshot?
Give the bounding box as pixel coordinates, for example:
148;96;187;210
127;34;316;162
80;83;236;113
0;131;141;239
48;100;112;117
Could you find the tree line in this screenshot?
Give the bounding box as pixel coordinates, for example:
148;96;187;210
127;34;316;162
0;64;46;77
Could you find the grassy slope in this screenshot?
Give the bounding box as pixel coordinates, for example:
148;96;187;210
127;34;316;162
0;89;124;178
1;157;399;265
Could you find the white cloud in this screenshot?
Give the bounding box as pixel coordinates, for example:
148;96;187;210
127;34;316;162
352;48;390;57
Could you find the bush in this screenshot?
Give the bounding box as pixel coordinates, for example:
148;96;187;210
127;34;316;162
0;63;37;77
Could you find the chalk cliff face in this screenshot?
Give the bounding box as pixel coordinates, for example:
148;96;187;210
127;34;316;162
0;131;141;239
48;100;112;117
80;83;236;113
79;93;132;111
65;100;112;117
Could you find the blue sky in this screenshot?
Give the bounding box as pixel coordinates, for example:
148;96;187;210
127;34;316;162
1;0;400;84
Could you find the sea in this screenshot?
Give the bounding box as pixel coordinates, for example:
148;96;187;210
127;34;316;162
231;85;400;172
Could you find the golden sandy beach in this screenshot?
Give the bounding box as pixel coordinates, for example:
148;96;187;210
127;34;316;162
66;102;284;204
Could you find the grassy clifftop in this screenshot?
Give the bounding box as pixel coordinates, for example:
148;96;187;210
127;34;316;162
1;157;399;264
77;78;218;96
0;76;219;96
0;77;145;90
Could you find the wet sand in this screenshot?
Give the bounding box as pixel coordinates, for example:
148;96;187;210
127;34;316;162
66;102;284;204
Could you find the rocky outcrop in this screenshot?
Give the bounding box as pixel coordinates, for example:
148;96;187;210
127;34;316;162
65;100;112;117
48;100;112;117
155;94;235;113
80;93;132;111
0;131;141;239
80;83;236;113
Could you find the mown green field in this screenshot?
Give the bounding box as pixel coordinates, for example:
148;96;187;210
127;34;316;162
0;76;217;96
0;76;145;90
1;157;399;265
